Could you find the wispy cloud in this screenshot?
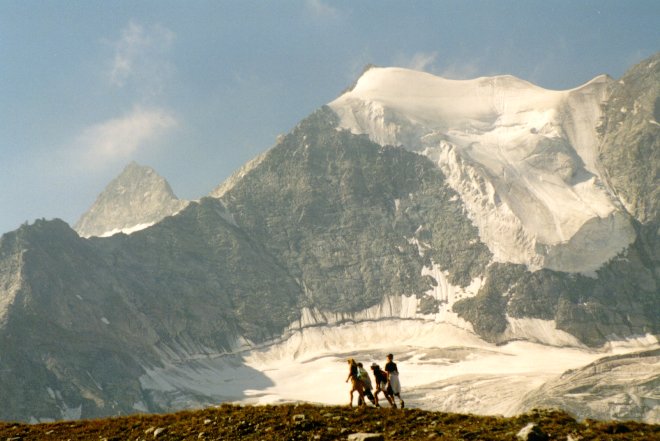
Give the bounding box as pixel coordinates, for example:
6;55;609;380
408;52;439;72
392;51;440;73
74;107;177;169
305;0;340;19
438;61;482;80
393;51;485;80
107;21;175;95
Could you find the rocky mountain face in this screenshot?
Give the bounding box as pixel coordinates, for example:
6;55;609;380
0;203;300;421
74;162;189;238
0;54;658;422
598;54;660;225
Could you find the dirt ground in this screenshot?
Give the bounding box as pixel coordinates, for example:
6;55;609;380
0;403;658;440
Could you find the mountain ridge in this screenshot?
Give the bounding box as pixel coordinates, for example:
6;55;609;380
0;53;657;422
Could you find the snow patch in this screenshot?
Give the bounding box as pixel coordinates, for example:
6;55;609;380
501;316;584;347
45;387;82;421
600;334;659;352
96;222;155;238
133;400;149;412
60;404;82;421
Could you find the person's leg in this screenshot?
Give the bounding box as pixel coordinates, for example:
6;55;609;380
386;383;396;407
365;388;376;405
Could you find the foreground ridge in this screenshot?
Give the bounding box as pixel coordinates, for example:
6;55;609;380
1;404;658;441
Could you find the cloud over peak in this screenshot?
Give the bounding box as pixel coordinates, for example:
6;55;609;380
304;0;340;19
76;107;177;168
108;21;175;95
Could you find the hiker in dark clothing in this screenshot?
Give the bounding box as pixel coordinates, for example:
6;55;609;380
384;353;405;408
356;362;377;406
370;363;395;407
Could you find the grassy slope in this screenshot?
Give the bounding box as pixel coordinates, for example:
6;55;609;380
1;404;658;440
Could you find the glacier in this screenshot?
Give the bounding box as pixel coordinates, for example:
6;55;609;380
138;306;659;422
328;67;637;273
137;275;659;423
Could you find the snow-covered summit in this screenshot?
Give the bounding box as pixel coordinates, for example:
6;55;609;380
329;67;635;272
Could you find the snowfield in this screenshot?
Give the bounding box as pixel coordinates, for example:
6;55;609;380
135;267;659;422
138;314;659;421
329;68;637;273
137;287;659;423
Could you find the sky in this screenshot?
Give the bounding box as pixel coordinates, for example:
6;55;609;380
1;1;658;235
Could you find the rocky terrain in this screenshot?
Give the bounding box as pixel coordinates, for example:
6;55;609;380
74;162;189;238
1;404;658;441
0;54;658;422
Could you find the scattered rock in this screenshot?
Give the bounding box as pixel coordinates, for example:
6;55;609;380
516;423;549;441
347;433;384;441
0;403;656;440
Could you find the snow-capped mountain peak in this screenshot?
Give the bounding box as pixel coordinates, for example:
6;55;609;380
329;68;635;272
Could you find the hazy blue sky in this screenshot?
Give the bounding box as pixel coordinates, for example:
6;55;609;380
1;1;658;235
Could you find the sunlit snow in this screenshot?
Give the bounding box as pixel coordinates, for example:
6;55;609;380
328;68;636;272
138;281;659;421
95;222;155;238
139;314;658;419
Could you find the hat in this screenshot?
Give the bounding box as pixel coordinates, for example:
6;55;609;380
370;363;379;369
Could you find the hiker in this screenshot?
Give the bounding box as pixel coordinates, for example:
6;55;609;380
357;362;377;406
384;353;405;408
370;363;395;407
345;358;365;407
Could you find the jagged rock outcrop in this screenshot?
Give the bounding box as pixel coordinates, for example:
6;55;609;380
217;107;491;311
598;53;660;225
75;162;189;237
